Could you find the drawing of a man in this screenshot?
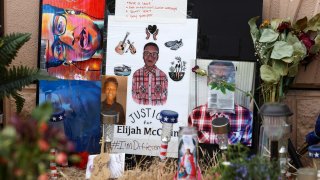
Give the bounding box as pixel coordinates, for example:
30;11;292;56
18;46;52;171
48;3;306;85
132;42;168;105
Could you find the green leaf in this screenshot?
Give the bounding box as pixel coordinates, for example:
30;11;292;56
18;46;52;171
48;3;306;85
310;44;320;54
283;40;307;63
309;35;320;54
315;34;320;44
248;16;260;44
293;16;308;31
305;13;320;31
11;91;25;113
0;33;31;67
259;29;279;43
225;83;235;92
271;41;294;59
31;102;53;122
288;64;299;77
286;32;300;45
210;82;218;90
0;126;16;138
220;86;226;94
273;61;288;76
270;19;285;30
260;65;280;83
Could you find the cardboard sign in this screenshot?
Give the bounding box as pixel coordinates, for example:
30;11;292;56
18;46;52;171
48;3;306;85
105;16;198;157
115;0;187;22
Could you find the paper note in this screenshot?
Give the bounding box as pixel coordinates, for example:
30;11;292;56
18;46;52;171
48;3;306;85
115;0;187;22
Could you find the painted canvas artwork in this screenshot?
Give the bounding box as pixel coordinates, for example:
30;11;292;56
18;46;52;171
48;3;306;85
39;0;105;80
39;80;101;153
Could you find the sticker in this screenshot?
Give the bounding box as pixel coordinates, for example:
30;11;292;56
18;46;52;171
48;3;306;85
165;39;183;50
114;65;132;76
146;25;159;40
125;40;136;54
115;32;130;55
169;57;186;81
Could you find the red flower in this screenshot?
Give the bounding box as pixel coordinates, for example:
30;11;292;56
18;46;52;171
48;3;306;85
14;168;23;177
37;173;48;180
277;22;291;33
299;32;315;53
56;152;68;165
192;65;199;72
37;139;49;152
38;121;48;134
74;151;89;169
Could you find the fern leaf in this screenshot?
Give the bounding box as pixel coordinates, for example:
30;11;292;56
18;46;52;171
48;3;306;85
0;33;31;67
0;66;54;99
10;91;25;113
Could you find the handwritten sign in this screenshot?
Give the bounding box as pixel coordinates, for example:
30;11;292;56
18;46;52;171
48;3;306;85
106;17;198;157
111;138;178;157
115;0;187;22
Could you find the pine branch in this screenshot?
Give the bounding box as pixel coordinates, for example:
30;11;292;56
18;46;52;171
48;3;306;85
0;33;31;67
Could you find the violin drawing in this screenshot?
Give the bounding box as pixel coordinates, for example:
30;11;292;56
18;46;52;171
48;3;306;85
115;32;130;55
126;40;136;54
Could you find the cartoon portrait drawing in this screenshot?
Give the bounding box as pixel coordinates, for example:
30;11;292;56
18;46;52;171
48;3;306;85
40;0;105;80
131;42;168;106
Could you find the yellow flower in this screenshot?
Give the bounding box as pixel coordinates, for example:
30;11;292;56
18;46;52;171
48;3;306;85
260;20;270;28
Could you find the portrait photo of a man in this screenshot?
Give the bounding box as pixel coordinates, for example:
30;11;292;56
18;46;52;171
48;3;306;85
131;42;168;106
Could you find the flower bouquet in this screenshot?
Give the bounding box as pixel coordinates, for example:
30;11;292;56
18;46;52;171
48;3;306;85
248;14;320;102
0;103;77;180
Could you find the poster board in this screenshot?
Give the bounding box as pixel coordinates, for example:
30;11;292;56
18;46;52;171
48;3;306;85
104;16;198;157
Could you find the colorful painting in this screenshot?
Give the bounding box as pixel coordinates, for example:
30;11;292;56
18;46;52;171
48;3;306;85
105;16;198;157
39;80;101;153
39;0;105;80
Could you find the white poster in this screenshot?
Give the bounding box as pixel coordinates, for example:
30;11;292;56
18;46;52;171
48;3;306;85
115;0;187;22
105;16;198;157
